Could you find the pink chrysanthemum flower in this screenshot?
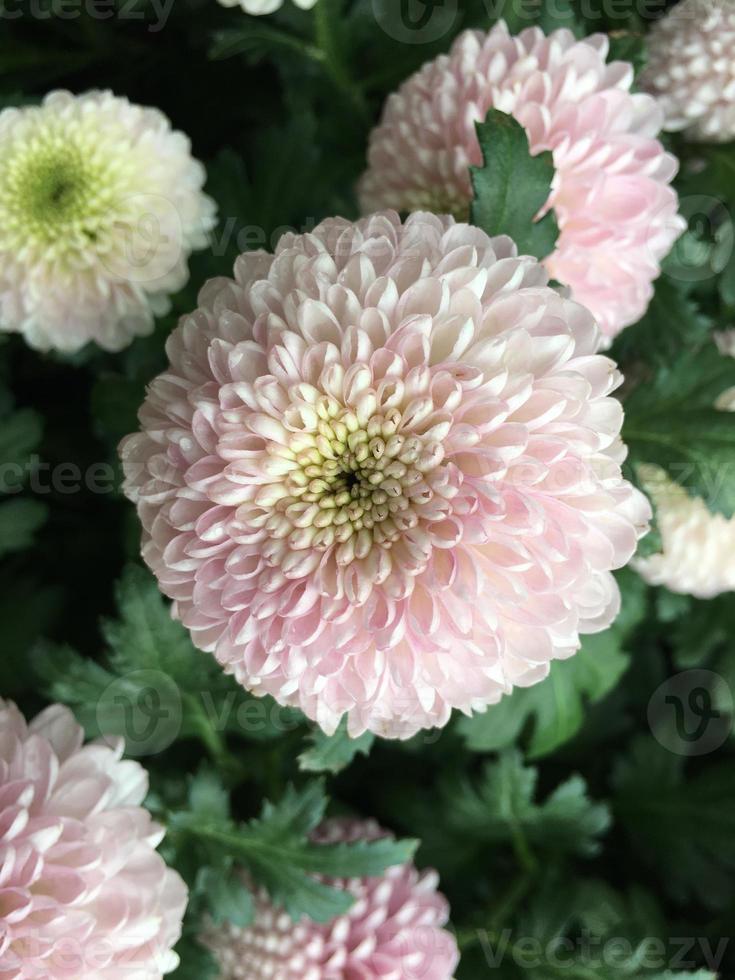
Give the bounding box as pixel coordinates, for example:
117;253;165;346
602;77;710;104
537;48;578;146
641;0;735;143
120;211;650;739
358;22;684;342
200;818;459;979
0;700;187;979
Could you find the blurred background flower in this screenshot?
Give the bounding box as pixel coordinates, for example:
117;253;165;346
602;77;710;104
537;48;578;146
200;818;458;980
641;0;735;143
0;91;216;353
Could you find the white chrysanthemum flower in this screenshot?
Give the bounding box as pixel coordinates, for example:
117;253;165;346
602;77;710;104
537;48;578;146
635;335;735;597
217;0;317;15
634;466;735;598
0;90;217;353
641;0;735;142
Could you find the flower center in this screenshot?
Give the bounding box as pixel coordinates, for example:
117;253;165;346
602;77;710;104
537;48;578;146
15;145;92;231
0;130;121;255
266;399;445;568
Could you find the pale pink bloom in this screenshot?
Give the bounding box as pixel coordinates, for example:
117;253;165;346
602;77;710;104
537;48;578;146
358;22;684;343
200;819;459;979
0;700;187;979
120;211;650;739
641;0;735;143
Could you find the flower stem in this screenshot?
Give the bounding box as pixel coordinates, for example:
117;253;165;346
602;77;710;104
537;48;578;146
510;821;538;875
456;828;538;953
184;693;248;785
456;869;534;953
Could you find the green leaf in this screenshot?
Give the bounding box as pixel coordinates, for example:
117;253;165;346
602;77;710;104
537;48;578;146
625;344;735;411
668;593;735;695
102;564;209;679
610;279;712;368
652;974;717;980
460;869;718;979
470;109;559;260
169;779;418;923
210;24;322;65
296;834;419;877
188;769;232;823
0;408;42;493
196;868;254;927
34;566;292;768
0;498;47;558
459;632;631;757
614;736;735;908
719;237;735;309
33;641;119;731
256;780;328;840
620;290;735;518
446;750;610;858
625;407;735;518
299;717;375;775
205;114;328;263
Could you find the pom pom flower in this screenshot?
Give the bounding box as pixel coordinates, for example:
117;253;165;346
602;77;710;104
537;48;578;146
641;0;735;143
358;22;684;342
0;90;216;353
120;210;650;739
200;818;459;979
0;699;187;978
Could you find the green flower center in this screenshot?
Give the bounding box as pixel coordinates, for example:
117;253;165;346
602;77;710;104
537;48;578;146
17;148;91;229
0;129;123;255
